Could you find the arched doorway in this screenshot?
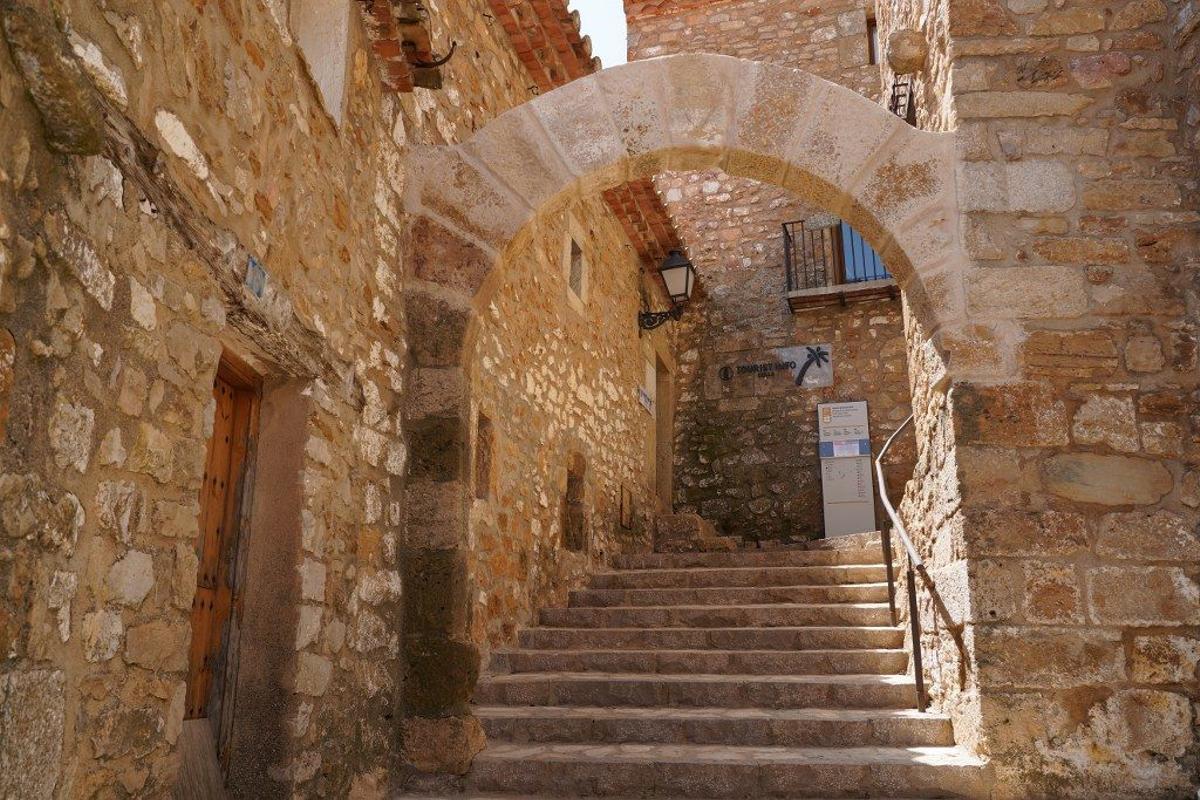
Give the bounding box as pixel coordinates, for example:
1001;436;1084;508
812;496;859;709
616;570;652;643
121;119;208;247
395;53;965;773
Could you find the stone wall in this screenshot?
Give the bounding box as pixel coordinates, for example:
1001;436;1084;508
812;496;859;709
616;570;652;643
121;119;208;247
468;195;665;656
659;170;914;541
882;0;1200;796
1175;2;1200;163
628;0;914;543
874;0;954;131
0;0;536;795
626;0;881;99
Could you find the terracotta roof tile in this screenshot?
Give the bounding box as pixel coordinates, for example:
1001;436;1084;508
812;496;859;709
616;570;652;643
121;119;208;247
489;0;601;93
603;178;687;271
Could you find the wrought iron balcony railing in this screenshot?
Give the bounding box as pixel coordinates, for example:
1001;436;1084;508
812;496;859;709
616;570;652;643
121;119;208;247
782;218;897;310
889;75;918;126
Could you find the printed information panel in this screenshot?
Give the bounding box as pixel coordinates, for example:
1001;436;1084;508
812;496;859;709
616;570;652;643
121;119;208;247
817;401;877;538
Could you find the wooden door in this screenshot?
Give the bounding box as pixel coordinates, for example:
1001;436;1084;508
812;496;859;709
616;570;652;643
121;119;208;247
185;361;257;725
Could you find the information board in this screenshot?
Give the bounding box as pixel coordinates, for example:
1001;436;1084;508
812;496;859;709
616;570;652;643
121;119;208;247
817;401;877;538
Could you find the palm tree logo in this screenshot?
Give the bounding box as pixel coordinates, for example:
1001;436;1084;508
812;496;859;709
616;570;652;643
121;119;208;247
795;346;830;387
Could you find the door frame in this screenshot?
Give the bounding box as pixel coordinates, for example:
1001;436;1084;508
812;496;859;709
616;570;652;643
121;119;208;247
186;349;262;775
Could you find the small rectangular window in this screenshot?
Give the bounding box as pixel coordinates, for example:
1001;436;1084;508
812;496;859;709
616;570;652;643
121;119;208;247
867;17;879;66
562;454;588;552
644;360;657;414
568;239;584;299
563;218;589;312
474;413;495;500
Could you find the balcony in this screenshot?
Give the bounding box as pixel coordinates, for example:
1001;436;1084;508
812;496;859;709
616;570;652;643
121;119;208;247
782;218;898;312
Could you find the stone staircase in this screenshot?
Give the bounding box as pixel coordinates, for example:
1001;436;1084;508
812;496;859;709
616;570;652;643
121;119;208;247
412;538;989;798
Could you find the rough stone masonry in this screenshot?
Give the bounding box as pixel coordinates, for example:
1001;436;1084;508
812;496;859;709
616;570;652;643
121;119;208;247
627;0;917;541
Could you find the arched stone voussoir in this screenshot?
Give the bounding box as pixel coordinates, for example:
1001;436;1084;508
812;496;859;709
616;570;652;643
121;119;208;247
405;54;963;323
592;57;674;159
528;74;631;192
658;53;756;150
731;61;830;172
404;146;530;254
852;133;958;239
885;202;962;289
459;104;577;218
780;92;914;208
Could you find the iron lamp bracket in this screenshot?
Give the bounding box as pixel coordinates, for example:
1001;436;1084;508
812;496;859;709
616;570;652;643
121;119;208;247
638;306;684;330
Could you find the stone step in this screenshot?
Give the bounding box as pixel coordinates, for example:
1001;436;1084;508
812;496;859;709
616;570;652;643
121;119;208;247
793;531;883;551
612;548;885;571
403;796;928;800
517;625;904;652
474;672;917;710
477;705;954;748
490;647;908;676
570;583;891;608
468;742;988;798
590;565;889;590
540;603;894;629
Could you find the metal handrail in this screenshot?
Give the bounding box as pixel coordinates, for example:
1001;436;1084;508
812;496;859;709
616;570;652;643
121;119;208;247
875;414;921;567
874;412;928;712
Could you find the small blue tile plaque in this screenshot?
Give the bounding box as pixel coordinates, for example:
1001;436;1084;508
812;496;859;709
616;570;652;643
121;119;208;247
245;255;267;298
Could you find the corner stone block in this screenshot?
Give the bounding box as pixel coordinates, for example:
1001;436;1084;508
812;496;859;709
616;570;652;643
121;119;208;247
966;265;1088;320
409;217;495;296
531;75;627;184
955;91;1093;120
1128;635;1200;684
406;147;527;252
953;382;1070;448
400;713;485;775
407;367;467;418
407;414;467;483
964;508;1091;559
948;0;1018;37
1088;567;1200;626
401;634;480;717
974;626;1125;689
405;284;473;368
933;323;1016;382
461;106;574;213
401;547;472;640
662;53;749;150
1;4;104;155
403;480;468;549
957;161;1076;214
1042;453;1173;506
1096;511;1200;562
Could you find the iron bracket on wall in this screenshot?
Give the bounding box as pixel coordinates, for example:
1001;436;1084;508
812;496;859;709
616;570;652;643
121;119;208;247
638;306;683;330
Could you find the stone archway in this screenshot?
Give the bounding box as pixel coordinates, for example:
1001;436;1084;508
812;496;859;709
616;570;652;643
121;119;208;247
396;53;965;773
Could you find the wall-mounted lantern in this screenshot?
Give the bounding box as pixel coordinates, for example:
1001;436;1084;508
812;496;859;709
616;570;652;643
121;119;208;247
638;249;696;330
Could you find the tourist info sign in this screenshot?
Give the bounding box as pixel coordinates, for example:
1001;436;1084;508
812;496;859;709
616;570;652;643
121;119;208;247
817;401;877;538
